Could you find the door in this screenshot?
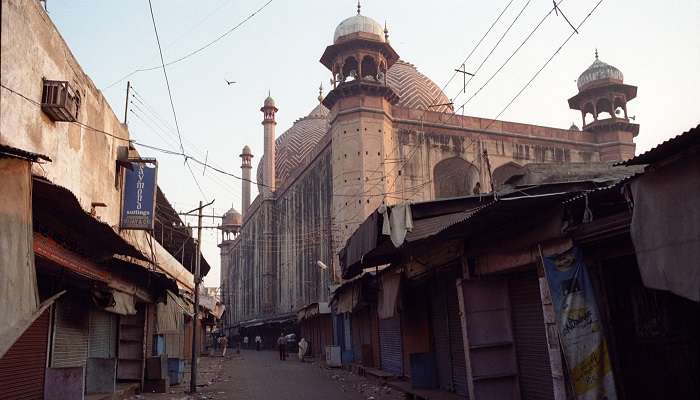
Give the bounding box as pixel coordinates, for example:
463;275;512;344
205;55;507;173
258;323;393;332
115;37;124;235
52;295;89;368
0;309;50;400
117;304;145;381
462;279;519;399
509;271;555;400
88;308;118;359
379;316;403;375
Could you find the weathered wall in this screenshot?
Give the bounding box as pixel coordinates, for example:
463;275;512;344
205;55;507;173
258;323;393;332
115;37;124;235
1;0;126;225
0;0;194;290
275;146;333;314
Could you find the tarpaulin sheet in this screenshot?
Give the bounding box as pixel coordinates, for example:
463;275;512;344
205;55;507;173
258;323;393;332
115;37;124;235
543;248;616;399
336;283;361;314
157;291;185;334
630;157;700;302
105;290;137;316
0;158;39;358
378;272;401;320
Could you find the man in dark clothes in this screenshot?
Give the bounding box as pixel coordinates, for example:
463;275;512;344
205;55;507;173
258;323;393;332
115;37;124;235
277;333;287;361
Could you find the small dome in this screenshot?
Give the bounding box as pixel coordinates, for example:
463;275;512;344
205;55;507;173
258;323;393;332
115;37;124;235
334;14;385;43
263;95;276;108
569;123;580;131
241;145;252;155
577;54;624;91
222;207;242;226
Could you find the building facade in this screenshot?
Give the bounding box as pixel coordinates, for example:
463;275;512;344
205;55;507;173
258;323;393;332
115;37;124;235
221;7;639;331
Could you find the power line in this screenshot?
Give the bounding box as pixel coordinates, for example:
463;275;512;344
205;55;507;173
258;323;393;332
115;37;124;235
483;0;605;131
104;0;274;90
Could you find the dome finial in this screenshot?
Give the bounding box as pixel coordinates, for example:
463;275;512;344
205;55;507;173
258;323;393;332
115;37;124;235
384;20;389;42
595;48;598;59
318;83;324;102
357;0;361;15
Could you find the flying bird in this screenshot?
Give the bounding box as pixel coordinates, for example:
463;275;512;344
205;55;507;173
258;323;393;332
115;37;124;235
225;80;236;85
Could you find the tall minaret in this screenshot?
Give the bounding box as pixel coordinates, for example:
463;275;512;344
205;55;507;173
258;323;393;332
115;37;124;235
261;94;277;195
240;145;253;216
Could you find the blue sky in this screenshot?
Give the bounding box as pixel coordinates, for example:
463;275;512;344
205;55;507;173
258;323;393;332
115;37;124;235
48;0;700;286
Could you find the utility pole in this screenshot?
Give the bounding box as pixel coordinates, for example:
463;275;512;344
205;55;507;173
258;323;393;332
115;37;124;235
188;199;214;394
123;81;131;125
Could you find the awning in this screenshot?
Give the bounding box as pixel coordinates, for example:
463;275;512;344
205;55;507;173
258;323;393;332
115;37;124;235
297;302;331;322
32;177;146;261
240;312;297;328
157;290;186;334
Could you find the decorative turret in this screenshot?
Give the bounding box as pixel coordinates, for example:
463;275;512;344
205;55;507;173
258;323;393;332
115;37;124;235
568;50;638;161
261;94;277;195
220;207;242;241
319;5;399;109
240;145;253;216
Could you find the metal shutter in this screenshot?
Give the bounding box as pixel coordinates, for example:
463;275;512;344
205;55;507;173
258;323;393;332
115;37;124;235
53;296;89;368
0;309;50;400
379;316;402;375
509;271;555;400
447;275;468;397
88;308;117;358
431;277;452;391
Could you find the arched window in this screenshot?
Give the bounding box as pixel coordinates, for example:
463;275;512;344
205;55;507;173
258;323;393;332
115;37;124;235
433;157;479;199
492;162;525;190
596;97;613;120
361;55;378;80
342;56;358;82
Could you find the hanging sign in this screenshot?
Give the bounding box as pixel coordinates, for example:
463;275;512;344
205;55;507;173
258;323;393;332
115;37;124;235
120;159;158;230
543;248;617;400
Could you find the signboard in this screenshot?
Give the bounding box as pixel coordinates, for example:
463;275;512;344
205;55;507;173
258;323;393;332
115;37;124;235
543;248;617;400
120;159;158;230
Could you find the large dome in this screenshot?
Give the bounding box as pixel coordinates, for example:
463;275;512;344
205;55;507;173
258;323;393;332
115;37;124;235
577;55;624;91
334;14;385;43
257;60;452;191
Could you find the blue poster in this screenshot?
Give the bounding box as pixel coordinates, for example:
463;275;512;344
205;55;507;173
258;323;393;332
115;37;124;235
543;248;616;400
120;160;158;230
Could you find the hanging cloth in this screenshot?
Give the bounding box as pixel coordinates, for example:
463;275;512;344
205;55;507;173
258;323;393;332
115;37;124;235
378;203;414;247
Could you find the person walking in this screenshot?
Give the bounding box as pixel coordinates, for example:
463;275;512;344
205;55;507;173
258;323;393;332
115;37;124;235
298;337;309;362
243;335;249;349
277;333;287;361
255;335;262;351
219;335;229;357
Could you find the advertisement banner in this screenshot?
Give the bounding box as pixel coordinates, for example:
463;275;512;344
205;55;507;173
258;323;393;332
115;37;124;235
120;159;157;230
543;248;616;400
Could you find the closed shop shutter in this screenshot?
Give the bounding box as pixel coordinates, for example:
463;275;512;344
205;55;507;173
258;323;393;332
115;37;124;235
88;308;117;358
53;296;89;368
447;274;468;397
431;277;452;391
0;309;50;400
379;316;402;375
509;271;555;400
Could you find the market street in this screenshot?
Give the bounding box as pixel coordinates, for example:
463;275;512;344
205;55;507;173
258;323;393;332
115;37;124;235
130;350;402;400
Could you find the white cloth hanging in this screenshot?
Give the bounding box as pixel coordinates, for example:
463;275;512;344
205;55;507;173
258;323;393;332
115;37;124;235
378;203;413;247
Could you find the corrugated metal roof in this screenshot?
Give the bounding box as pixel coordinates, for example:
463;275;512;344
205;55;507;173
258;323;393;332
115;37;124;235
0;144;51;162
406;208;483;242
619;124;699;166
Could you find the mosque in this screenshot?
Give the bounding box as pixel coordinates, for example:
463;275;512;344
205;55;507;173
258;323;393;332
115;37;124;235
219;5;639;334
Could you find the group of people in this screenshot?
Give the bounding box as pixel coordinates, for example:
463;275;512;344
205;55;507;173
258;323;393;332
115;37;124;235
277;333;308;362
242;334;263;350
216;333;310;362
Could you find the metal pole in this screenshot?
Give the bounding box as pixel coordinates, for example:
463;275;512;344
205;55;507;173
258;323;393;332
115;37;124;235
123;81;131;125
190;200;203;393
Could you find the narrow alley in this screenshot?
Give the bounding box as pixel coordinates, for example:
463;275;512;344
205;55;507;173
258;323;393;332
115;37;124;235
130;350;403;400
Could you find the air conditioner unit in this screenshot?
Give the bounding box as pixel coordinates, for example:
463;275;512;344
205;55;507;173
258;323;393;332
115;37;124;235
41;79;80;122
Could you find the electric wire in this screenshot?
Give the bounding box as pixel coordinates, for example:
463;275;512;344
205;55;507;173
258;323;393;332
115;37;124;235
104;0;273;90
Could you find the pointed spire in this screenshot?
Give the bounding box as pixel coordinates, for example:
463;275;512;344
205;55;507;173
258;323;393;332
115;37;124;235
357;0;361;15
384;20;389;42
318;83;324;102
595;48;599;59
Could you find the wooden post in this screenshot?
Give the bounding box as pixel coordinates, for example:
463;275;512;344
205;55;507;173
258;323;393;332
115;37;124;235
123;81;131;125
